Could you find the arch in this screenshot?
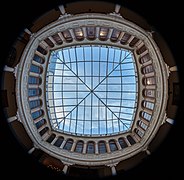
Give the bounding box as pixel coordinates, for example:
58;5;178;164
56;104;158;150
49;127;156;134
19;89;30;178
31;109;44;120
61;30;73;43
51;33;63;45
141;64;154;74
86;141;95;154
140;111;152;121
127;135;136;145
33;54;45;64
109;139;118;152
129;37;139;47
73;27;84;41
53;136;64;147
44;37;55;48
86;27;96;40
46;133;56;143
63;139;74;151
28;88;41;97
35;119;46;129
143;89;155;99
39;127;49;136
137;120;148;130
98;141;107;154
29;99;42;109
37;45;47;55
99;27;109;41
28;76;42;85
120;33;131;45
136;44;147;55
142;100;154;110
134;128;144;138
118;137;128;149
30;64;43;74
110;29;121;42
143;77;156;86
139;53;152;64
74;140;84;153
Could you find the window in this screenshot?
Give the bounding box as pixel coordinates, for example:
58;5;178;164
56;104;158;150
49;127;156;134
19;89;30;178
109;140;118;152
120;33;131;45
63;139;73;150
33;54;44;64
30;64;42;74
39;127;49;136
87;141;95;154
53;136;64;147
46;45;138;135
29;99;41;109
37;45;47;55
46;134;56;143
74;141;84;153
118;138;128;149
31;110;43;120
28;88;41;97
28;76;41;85
52;33;63;45
140;111;152;121
98;141;107;154
127;135;136;145
86;27;96;40
35;119;46;129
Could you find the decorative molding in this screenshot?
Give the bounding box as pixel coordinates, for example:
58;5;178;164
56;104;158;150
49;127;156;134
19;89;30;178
16;12;169;167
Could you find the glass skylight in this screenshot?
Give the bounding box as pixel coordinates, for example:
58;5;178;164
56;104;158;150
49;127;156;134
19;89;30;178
46;45;138;136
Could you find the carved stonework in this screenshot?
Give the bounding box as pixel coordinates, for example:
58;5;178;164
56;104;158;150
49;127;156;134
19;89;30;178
16;12;169;167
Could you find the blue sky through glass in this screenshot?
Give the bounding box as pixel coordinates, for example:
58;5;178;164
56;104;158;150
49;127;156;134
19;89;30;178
46;45;138;136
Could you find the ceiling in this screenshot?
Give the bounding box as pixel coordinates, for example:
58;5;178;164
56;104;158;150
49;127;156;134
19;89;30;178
0;0;183;179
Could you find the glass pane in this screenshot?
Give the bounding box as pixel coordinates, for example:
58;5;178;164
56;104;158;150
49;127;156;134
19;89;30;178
46;45;138;136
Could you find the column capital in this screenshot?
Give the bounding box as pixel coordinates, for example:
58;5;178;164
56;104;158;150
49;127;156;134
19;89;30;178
106;161;119;168
61;161;74;166
143;147;151;155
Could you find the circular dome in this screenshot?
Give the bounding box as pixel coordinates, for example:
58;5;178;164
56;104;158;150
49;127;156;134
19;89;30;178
0;0;180;179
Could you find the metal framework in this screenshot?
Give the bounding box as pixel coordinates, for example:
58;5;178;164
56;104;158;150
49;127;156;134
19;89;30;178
46;45;138;135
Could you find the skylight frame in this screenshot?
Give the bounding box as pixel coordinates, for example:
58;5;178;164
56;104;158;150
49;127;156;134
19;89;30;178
46;44;138;136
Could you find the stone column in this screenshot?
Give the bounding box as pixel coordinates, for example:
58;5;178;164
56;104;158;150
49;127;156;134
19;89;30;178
3;64;18;78
124;137;131;147
58;5;66;15
24;28;32;35
62;164;69;174
115;140;122;150
82;142;87;154
28;147;35;154
143;147;151;155
60;139;66;149
169;66;178;72
106;142;111;153
166;118;175;125
111;166;117;176
95;142;99;154
7;115;17;123
61;162;73;174
3;65;14;72
115;4;121;14
70;141;76;152
28;144;39;154
106;163;119;176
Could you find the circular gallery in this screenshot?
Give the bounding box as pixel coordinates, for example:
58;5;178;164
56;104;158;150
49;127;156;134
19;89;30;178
1;0;180;178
